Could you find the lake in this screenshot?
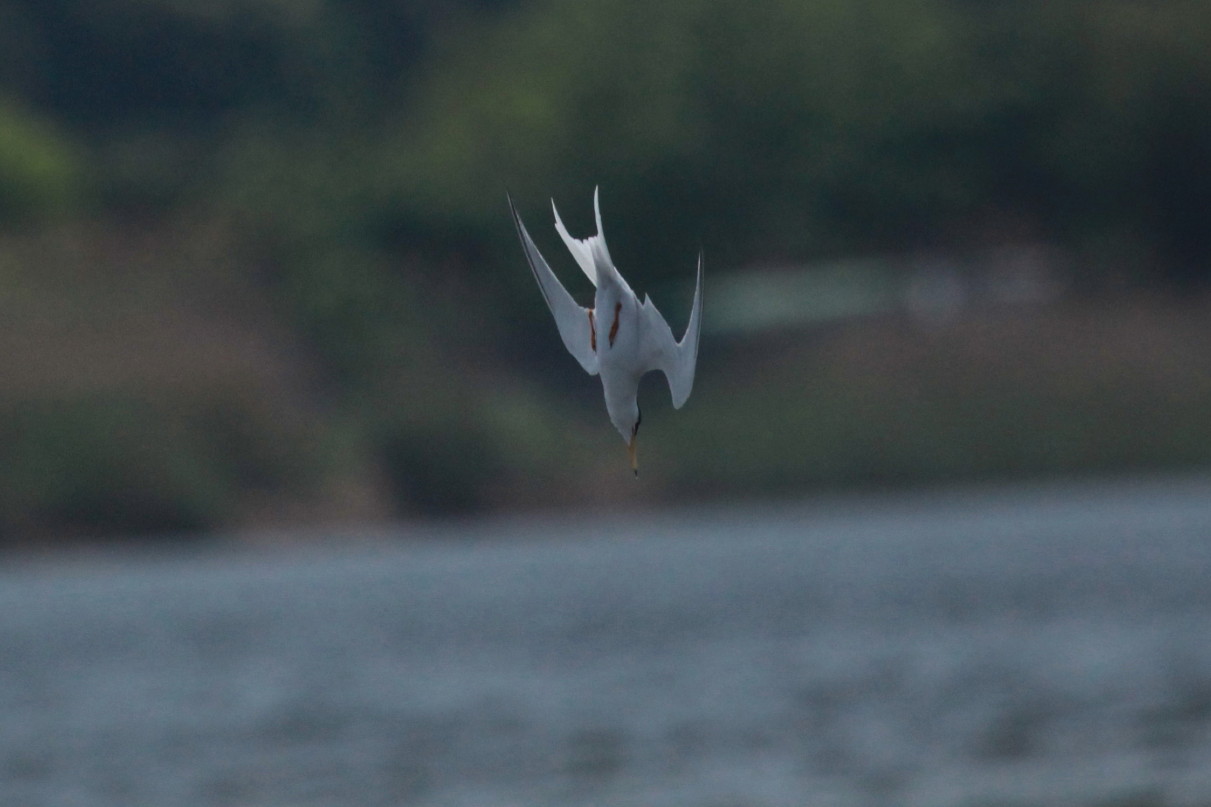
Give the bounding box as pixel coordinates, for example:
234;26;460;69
3;475;1211;806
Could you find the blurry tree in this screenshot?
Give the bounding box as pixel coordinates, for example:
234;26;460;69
388;0;1211;285
1;0;1211;537
390;0;995;267
0;99;81;219
1;0;1206;281
1071;0;1211;286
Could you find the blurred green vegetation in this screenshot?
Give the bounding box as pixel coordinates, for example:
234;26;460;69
0;99;80;219
1;0;1210;542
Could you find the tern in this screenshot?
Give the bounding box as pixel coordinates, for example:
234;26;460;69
508;188;703;475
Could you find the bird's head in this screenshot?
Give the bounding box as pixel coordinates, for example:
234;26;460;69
607;397;642;476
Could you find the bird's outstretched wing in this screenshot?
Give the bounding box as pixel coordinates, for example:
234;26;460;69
509;194;599;375
638;254;703;408
552;186;611;288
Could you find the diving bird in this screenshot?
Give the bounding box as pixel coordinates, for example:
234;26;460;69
508;188;703;475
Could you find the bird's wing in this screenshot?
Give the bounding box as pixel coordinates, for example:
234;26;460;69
637;254;703;408
551;186;612;287
509;194;599;375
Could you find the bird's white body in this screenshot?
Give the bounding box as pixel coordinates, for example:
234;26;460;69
593;259;643;439
509;188;703;473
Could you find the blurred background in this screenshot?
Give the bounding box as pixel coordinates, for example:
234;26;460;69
2;0;1210;544
6;3;1211;806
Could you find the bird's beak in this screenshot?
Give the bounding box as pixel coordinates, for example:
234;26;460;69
627;435;639;477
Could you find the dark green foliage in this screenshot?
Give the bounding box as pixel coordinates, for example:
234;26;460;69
391;0;1211;281
0;100;81;218
6;0;1209;284
0;397;228;541
2;0;1211;538
0;391;332;543
379;420;505;516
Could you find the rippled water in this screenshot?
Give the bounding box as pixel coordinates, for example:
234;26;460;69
4;476;1211;807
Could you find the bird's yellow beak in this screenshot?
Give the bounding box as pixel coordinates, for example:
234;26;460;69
627;435;639;477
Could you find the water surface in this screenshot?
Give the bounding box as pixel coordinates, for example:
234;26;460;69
3;476;1211;806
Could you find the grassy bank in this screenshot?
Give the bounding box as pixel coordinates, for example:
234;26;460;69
3;216;1209;544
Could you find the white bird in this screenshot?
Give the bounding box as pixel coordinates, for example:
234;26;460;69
508;188;703;475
